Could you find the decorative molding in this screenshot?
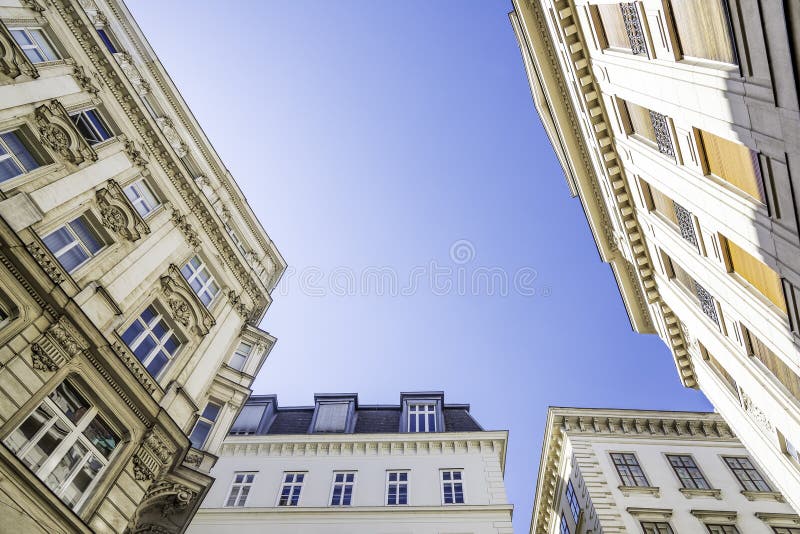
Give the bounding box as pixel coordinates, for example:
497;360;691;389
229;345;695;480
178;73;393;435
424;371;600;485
618;485;660;497
650;110;675;158
110;339;158;395
20;0;46;13
155;117;187;158
626;507;673;521
226;290;250;319
34;99;96;166
673;201;698;249
82;349;149;424
71;64;99;95
755;512;800;527
679;487;722;500
183;449;203;469
170;210;200;250
740;389;773;433
620;2;646;56
0;19;39;82
690;509;737;523
30;315;88;371
122;138;149;168
26;240;66;284
114;52;150;95
741;490;785;502
558;413;733;439
160;264;215;336
96;179;149;241
133;427;176;482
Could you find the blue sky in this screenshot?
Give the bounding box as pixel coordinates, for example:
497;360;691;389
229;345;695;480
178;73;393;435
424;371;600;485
128;1;712;528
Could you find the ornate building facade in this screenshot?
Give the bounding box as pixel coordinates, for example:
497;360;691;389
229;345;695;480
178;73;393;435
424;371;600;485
0;0;285;532
531;408;799;534
187;392;513;534
510;0;800;512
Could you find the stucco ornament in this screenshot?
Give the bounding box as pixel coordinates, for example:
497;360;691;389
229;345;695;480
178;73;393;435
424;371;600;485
160;264;215;336
0;20;39;81
170;210;201;250
34;100;97;165
155;117;187;157
29;317;88;372
96;179;150;241
115;52;151;95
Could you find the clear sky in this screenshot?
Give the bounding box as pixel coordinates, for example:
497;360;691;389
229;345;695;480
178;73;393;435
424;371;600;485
127;1;712;529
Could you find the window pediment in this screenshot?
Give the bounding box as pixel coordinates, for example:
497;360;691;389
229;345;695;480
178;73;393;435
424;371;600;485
0;20;38;82
160;264;215;336
96;179;150;241
34;99;97;166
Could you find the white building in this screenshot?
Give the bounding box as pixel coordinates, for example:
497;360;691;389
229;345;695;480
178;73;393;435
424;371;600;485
188;392;514;534
510;0;800;512
532;407;799;534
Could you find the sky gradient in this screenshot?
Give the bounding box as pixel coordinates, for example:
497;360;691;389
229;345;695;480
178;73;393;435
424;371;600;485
126;1;713;529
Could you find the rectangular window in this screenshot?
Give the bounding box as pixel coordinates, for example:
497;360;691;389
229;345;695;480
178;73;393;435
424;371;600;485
408;403;436;432
386;471;408;505
441;469;464;504
594;3;645;55
641;523;674;534
180;256;220;307
699;129;763;202
723;456;771;492
225;472;255;507
668;0;736;64
702;345;738;395
189;402;221;449
667;454;710;489
96;28;118;54
330;471;355;506
70;109;112;145
774;528;800;534
745;328;800;401
610;452;649;487
0;129;42;182
123;179;160;218
707;526;739;534
623;101;674;157
120;305;182;378
565;479;580;523
647;184;698;248
314;402;349;433
723;237;786;312
277;472;304;506
230;404;266;435
3;381;119;510
9;27;59;63
668;257;721;326
42;215;104;273
228;341;252;372
560;513;570;534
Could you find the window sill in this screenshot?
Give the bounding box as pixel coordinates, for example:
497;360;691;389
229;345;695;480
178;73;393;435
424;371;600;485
741;490;785;502
679;487;722;499
618;485;660;497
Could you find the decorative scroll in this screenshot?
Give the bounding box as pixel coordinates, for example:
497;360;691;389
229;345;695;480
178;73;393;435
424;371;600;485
155;117;187;158
160;264;215;336
649;110;675;158
96;179;150;241
0;20;38;82
620;2;646;56
673;201;698;248
30;316;88;372
34;100;97;166
694;282;720;326
114;52;151;95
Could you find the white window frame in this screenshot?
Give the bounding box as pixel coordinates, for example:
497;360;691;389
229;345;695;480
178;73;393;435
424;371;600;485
123;178;160;218
69;109;113;145
9;27;59;63
121;305;182;379
225;471;256;507
0;129;40;180
180;255;220;307
42;215;105;273
329;471;356;506
3;381;119;511
276;472;305;506
440;469;465;504
228;341;252;372
189;401;221;450
408;403;437;432
224;222;248;255
385;470;409;505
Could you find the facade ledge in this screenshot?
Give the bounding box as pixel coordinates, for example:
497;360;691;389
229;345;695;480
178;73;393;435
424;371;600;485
690;509;737;523
679;487;722;500
626;507;673;521
198;504;514;516
756;512;800;527
618;485;660;497
741;490;785;502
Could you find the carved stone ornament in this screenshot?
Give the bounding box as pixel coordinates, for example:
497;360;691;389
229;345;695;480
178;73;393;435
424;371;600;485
26;241;66;284
114;52;151;96
226;290;250;319
160;264;215;336
34;100;97;166
0;19;39;82
29;316;88;372
123;138;149;168
183;450;203;469
96;179;150;241
170;210;200;250
155;117;187;158
133;427;176;482
72;64;99;95
740;389;773;433
110;340;157;395
20;0;46;13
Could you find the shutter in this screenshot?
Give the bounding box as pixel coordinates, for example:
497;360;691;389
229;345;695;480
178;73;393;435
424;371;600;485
314;403;349;432
596;4;630;50
699;130;764;202
726;238;786;312
749;332;800;401
669;0;736;64
649;186;678;224
625;101;657;143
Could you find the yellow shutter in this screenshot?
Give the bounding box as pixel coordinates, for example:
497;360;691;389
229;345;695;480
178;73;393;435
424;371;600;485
699;130;764;202
625;101;656;143
749;331;800;401
726;238;786;312
596;4;630;50
669;0;736;64
649;185;678;224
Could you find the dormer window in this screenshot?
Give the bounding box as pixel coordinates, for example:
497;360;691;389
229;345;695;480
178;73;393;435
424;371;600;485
310;395;356;433
408;403;437;432
400;393;444;433
229;396;275;436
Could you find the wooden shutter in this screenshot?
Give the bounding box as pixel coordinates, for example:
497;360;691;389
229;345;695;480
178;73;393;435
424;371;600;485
625;101;657;143
699;130;764;202
314;403;348;432
748;330;800;401
669;0;736;63
596;4;630;50
725;238;786;312
649;185;678;224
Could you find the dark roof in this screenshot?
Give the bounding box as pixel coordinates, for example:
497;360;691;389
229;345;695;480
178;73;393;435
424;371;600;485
231;392;485;436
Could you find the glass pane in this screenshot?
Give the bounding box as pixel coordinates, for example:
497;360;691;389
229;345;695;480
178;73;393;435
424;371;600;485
69;218;102;255
25;417;70;471
2;131;39;173
189;421;211;449
146;351;168;377
132;335;156;362
11;29;34;46
85;110;111;141
201;403;220;422
4;404;54;454
140;306;156;324
181;263;193;279
0;156;24;182
151;319;168;340
58;246;89;273
163;335;180;355
22;47;45;63
82;416;119;458
60;454;101;509
49;382;89;425
45;440;87;493
121;320;144;346
43;227;75;255
29;29;57;62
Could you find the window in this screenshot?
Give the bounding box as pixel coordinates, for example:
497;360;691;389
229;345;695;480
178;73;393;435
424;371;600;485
744;328;800;401
774;528;800;534
180;256;220;307
42;215;104;273
386;471;408;505
123;179;160;218
277;472;304;506
610;453;649;487
229;404;266;435
0;305;9;329
441;469;464;504
623;101;674;157
95;28;118;54
70;109;112;145
560;513;570;534
188;402;221;449
707;526;739;534
667;256;721;326
646;184;698;248
698;129;763;202
3;381;119;510
723;237;786;312
224;222;248;256
330;471;355;506
702;345;738;395
668;0;736;63
314;402;349;433
0;129;42;182
565;479;580;523
120;305;182;378
225;472;255;507
641;522;674;534
228;341;252;372
594;3;646;55
723;457;771;492
667;454;710;489
408;403;436;432
9;27;59;63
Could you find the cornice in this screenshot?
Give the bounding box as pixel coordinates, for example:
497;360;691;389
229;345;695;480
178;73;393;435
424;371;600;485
195;504;514;517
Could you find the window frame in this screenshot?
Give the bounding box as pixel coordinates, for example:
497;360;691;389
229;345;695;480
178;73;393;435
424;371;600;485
386;470;409;506
224;471;256;507
95;27;119;54
41;214;106;274
276;471;305;507
722;456;772;492
565;479;580;523
188;401;221;450
8;26;60;63
560;512;571;534
407;403;437;433
440;469;465;505
228;341;253;372
69;108;113;146
0;128;44;184
122;178;160;218
180;255;220;308
641;521;674;534
610;452;650;487
119;303;183;379
329;471;356;506
706;525;740;534
666;453;711;489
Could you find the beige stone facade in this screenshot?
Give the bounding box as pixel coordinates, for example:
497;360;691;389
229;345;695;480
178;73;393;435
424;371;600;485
510;0;800;513
0;0;285;532
532;408;798;533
